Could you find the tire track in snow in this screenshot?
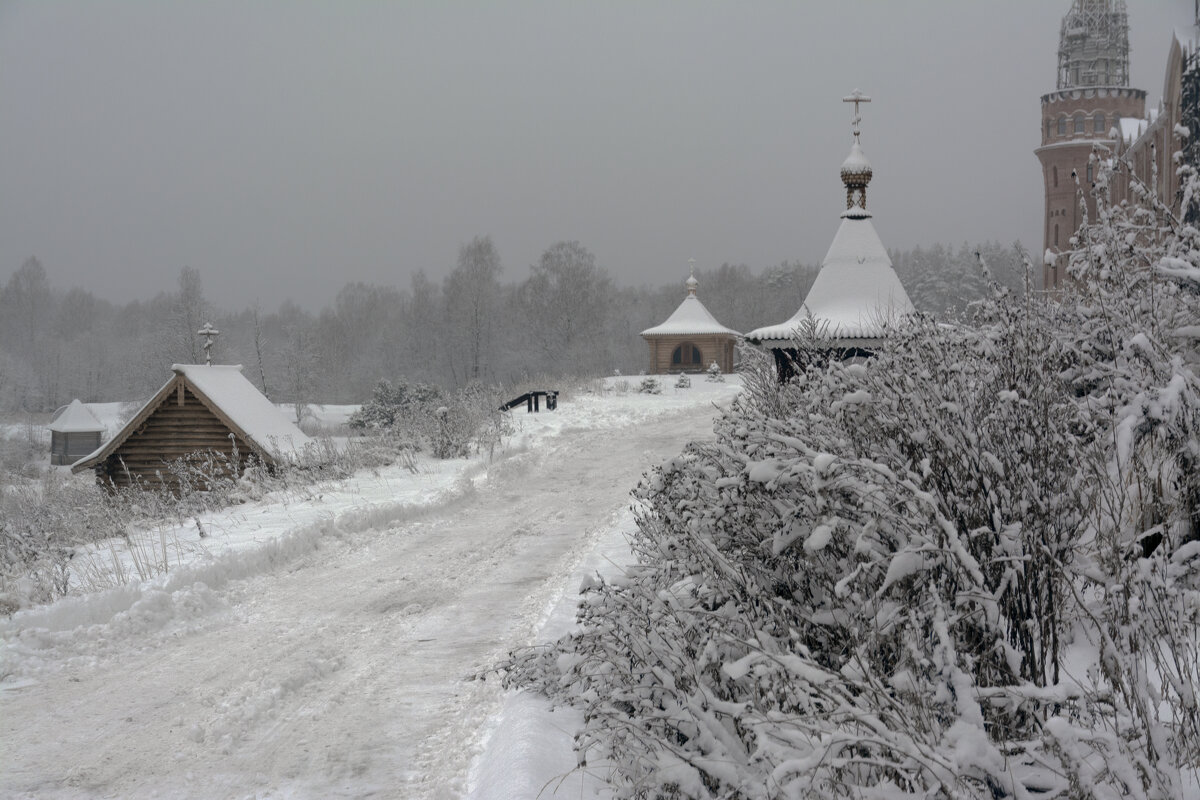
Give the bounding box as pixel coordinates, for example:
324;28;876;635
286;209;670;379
0;402;721;800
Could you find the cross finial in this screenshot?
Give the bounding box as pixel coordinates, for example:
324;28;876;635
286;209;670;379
197;322;220;366
685;258;699;296
688;257;696;277
843;89;871;142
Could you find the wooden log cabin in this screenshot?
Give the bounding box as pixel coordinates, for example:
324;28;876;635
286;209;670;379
640;267;740;374
48;399;106;466
72;364;313;490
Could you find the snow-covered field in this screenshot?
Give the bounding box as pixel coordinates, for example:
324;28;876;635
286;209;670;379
1;376;739;799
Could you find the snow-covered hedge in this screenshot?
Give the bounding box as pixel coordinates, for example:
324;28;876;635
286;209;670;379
504;163;1200;798
348;379;509;459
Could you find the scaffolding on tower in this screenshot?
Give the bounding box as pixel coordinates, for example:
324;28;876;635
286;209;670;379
1057;0;1131;89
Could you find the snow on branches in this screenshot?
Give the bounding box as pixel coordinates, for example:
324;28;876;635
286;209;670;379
502;161;1200;798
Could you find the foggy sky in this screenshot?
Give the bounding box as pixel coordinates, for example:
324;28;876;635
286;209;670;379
1;1;1196;311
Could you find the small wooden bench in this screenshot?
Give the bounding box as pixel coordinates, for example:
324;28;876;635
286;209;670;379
499;390;559;413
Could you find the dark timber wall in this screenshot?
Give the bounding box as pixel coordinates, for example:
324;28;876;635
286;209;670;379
91;381;254;489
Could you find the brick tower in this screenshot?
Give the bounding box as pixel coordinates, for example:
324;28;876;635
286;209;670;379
1036;0;1145;289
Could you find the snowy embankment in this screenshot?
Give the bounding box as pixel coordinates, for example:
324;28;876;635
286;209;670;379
468;508;635;799
1;376;737;800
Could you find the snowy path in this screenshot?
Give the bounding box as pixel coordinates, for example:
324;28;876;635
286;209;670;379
1;403;719;799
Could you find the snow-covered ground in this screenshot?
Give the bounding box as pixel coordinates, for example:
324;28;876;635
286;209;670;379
0;376;739;799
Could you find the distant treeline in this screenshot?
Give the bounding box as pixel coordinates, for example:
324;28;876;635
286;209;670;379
0;238;1026;412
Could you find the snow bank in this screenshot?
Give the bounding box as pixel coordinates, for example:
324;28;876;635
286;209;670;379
468;507;638;800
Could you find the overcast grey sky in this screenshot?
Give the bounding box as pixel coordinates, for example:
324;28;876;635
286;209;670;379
1;1;1195;310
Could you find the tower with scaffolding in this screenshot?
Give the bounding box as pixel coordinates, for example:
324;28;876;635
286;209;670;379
1036;0;1145;290
1057;0;1131;89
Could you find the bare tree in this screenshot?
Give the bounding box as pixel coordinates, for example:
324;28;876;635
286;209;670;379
522;241;612;374
443;236;501;384
172;266;208;364
251;304;270;399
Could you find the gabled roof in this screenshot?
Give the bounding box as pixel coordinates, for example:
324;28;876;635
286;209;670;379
175;365;311;457
72;364;312;472
49;399;105;433
641;294;740;338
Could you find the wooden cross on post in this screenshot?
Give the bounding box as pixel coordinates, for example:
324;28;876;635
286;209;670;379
197;322;220;366
842;88;871;142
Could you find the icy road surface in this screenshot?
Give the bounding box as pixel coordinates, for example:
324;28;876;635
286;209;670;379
1;399;724;799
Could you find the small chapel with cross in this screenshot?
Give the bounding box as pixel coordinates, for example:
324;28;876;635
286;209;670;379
745;90;914;381
73;323;315;488
640;259;740;374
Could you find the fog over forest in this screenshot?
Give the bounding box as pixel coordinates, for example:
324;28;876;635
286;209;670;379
0;240;1024;413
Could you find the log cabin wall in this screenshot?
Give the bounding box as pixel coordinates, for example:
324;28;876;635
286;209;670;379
646;334;737;375
93;380;257;490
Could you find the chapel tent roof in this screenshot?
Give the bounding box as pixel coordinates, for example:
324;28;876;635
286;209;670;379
641;295;740;337
72;364;313;472
747;216;914;343
48;399;105;433
641;270;740;338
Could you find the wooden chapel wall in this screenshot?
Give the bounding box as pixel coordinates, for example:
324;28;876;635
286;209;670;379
93;381;256;489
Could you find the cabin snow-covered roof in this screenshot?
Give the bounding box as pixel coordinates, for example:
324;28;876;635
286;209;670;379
641;277;740;338
746;215;913;343
73;364;313;471
49;399;105;433
175;365;312;458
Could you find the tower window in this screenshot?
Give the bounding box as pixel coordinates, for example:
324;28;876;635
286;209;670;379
1074;114;1085;134
1053;165;1059;187
1087;163;1094;182
1054;223;1060;247
1094;112;1105;134
1057;116;1067;135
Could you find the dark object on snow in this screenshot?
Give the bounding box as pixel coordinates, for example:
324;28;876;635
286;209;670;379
499;391;558;413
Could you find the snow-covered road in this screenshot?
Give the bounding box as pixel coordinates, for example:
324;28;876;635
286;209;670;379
1;400;722;799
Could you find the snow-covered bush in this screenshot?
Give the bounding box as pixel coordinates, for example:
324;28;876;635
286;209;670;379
704;360;724;382
673;373;691;390
348;379;507;459
503;161;1200;798
348;380;444;438
638;377;662;395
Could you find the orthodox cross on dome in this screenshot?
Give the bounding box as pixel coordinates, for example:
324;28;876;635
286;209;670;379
840;90;875;213
843;89;871;143
686;258;698;296
197;322;220;366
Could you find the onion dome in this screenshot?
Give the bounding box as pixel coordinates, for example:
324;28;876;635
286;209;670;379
840;141;873;184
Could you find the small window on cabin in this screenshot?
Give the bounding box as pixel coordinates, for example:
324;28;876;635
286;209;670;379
671;343;702;366
1074;114;1085;134
1057;116;1067;136
1094;112;1105;134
